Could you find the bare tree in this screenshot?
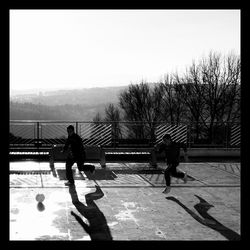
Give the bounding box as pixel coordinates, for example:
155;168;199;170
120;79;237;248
215;53;241;124
175;62;207;142
119;81;163;139
198;51;240;143
91;51;240;146
104;103;122;142
166;51;240;144
159;74;187;124
104;103;121;122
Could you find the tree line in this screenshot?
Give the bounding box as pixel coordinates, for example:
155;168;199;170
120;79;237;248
93;52;240;145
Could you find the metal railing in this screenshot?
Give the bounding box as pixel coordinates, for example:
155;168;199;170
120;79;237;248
9;120;240;149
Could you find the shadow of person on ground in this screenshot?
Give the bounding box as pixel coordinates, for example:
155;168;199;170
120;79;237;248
69;184;113;241
166;195;240;241
83;165;117;180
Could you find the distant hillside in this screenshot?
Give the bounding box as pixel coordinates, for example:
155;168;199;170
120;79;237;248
10;85;128;121
10;101;109;121
10;86;127;106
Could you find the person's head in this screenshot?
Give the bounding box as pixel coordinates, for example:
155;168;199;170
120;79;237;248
67;125;75;136
162;133;172;145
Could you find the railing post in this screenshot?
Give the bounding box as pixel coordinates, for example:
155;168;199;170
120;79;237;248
151;148;157;168
187;124;190;149
225;123;228;148
76;122;78;135
49;145;55;168
100;147;106;168
112;121;117;148
37;122;40;140
34;122;36;142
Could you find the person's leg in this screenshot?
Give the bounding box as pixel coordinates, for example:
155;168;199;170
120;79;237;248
163;164;172;193
66;158;75;184
77;156;95;173
164;164;172;186
170;163;188;183
170;163;185;179
76;157;83;171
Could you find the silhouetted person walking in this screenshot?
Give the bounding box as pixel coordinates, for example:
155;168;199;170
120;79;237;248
155;133;188;194
62;125;95;186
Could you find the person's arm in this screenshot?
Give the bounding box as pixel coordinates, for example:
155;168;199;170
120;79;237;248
62;137;70;153
154;143;164;154
155;143;165;158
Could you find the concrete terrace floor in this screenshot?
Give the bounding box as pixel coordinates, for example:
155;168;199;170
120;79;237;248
9;161;241;241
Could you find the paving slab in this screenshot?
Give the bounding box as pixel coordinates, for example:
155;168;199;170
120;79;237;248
9;161;241;241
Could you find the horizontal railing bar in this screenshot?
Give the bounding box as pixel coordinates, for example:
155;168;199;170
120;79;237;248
10;120;240;125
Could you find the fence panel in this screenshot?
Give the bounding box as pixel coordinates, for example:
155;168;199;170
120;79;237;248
115;122;153;140
78;122;112;146
9;121;240;148
155;124;187;145
40;122;75;145
9;122;36;146
230;125;241;146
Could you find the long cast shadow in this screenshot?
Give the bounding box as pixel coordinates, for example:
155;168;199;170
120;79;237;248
69;184;113;241
166;195;240;241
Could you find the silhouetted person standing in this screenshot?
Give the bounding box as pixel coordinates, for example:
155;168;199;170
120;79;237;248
62;125;95;186
155;133;188;194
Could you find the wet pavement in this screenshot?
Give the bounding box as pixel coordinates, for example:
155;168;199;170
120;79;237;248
9;161;241;241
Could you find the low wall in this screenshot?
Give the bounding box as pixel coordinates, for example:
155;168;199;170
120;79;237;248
10;147;240;162
183;148;240;158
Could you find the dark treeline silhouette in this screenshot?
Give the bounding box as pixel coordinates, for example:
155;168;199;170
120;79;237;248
95;51;240;144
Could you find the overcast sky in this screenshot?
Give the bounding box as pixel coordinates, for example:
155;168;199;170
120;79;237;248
10;9;240;93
